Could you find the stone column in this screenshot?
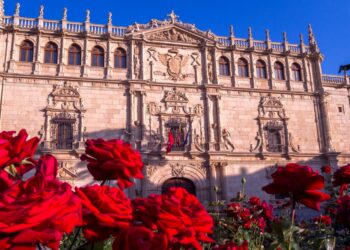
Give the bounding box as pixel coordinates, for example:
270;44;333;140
7;31;16;72
249;52;255;88
284;56;291;91
106;38;112;79
267;53;274;89
201;43;208;85
58;34;65;76
82;37;88;77
230;49;236;87
129;39;135;79
209;162;218;202
212;47;218;84
33;33;41;74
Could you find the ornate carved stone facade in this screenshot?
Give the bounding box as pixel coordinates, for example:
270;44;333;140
0;3;349;201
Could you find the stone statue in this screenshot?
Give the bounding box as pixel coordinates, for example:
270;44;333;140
62;7;67;20
39;5;44;18
222;128;235;151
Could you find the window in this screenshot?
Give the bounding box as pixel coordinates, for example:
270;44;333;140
256;60;267;79
52;119;74;150
114;48;127;68
238;58;249;77
169;125;186;151
91;46;104;67
274;61;285;80
266;128;283;152
68;44;81;66
291;63;302;81
19;40;34;62
219;56;230;76
44;42;58;64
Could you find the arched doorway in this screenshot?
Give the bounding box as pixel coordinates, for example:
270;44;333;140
161;177;196;195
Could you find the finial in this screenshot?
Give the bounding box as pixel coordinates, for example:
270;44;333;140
62;7;67;20
167;10;179;24
283;32;287;43
108;12;112;25
299;33;304;45
248;26;252;39
230;25;234;37
14;2;20;16
38;5;44;18
308;24;315;44
85;9;90;23
265;29;270;41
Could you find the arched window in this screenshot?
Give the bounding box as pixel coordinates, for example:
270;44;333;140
256;60;267;79
68;44;81;66
274;61;285;80
162;178;196;195
114;48;127;68
219;56;230;76
237;58;249;77
19;40;34;62
291;63;302;81
44;42;58;64
91;46;104;67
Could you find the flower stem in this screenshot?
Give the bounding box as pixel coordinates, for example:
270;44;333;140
68;228;81;250
37;244;43;250
289;200;296;250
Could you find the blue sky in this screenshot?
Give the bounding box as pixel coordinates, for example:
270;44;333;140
4;0;350;74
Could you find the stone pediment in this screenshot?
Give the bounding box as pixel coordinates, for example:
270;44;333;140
128;18;216;45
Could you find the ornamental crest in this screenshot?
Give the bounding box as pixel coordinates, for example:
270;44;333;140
158;49;189;81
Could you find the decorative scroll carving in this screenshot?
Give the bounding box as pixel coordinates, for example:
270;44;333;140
146;165;158;177
158;49;189;81
289;133;300;152
58;161;77;186
171;163;184;177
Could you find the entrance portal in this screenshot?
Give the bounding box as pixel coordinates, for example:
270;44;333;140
161;177;196;195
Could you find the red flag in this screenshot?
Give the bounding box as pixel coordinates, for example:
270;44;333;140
166;131;174;154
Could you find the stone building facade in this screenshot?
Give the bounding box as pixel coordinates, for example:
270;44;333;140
0;2;349;202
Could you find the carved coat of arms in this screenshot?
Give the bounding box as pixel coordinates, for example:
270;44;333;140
158;49;189;81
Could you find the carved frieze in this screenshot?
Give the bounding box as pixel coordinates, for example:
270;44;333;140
148;28;200;44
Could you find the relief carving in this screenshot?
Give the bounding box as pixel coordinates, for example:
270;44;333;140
158;49;189;81
134;46;141;79
171;163;184;177
148;28;200;44
222;128;235;152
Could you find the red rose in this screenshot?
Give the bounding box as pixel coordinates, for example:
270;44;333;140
75;185;133;241
0;155;82;250
0;129;39;192
213;241;248;250
81;138;144;189
313;215;332;226
248;196;261;206
113;226;168;250
262;163;330;210
333;164;350;187
321;166;332;174
336;195;350;229
133;187;214;250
